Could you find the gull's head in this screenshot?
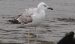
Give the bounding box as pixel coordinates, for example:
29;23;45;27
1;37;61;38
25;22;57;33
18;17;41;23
37;2;53;10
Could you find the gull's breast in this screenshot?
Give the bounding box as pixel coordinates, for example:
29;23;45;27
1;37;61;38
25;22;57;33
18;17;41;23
31;13;45;24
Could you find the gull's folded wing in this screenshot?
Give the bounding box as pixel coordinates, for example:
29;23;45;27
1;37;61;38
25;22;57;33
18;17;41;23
16;8;35;24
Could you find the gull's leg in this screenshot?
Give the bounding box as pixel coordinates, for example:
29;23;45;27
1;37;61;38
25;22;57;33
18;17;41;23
28;30;30;44
34;26;38;44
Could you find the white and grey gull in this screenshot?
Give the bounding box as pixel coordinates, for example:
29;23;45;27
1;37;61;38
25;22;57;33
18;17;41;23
8;2;53;25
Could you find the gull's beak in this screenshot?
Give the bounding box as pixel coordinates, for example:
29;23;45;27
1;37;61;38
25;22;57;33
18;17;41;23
47;7;53;10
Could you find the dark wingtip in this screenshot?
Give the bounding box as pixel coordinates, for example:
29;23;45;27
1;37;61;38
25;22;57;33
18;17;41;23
8;19;20;24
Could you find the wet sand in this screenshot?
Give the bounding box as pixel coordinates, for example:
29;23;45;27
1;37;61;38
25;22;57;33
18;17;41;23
0;0;75;44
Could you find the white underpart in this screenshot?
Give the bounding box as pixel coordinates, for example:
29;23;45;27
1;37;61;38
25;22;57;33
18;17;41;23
17;2;48;25
32;8;45;24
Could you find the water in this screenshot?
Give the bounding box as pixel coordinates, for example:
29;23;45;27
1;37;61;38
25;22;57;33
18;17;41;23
0;0;75;44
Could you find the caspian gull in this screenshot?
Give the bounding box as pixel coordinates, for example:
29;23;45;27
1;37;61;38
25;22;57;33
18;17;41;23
8;2;53;25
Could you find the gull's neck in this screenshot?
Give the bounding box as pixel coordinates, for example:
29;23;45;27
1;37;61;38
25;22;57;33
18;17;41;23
37;7;45;13
35;7;46;17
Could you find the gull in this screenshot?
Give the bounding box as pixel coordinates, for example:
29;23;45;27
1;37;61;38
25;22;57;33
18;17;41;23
8;2;53;25
8;2;53;43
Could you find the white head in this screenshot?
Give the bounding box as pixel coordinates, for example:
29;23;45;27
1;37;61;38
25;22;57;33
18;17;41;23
37;2;53;10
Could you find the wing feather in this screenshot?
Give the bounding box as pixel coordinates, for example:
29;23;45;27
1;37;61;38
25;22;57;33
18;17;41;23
16;8;34;24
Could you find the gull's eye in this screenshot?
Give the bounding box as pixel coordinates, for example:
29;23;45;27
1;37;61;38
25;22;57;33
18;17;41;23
43;5;47;7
